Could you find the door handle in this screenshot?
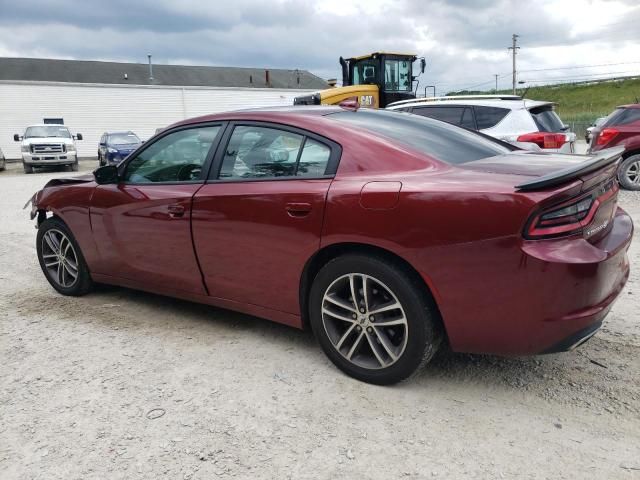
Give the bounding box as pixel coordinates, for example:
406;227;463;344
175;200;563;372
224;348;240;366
285;202;312;217
168;204;185;218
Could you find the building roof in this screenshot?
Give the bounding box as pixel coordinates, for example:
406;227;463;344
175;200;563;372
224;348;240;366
0;57;327;89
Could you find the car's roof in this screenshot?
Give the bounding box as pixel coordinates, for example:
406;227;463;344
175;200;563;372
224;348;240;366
106;131;137;135
388;97;554;110
171;105;345;127
617;104;640;109
25;124;70;128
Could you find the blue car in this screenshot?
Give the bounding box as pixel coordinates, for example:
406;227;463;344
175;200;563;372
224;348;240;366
98;131;142;166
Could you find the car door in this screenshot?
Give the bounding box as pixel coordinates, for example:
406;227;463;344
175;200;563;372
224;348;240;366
90;123;224;294
191;122;341;315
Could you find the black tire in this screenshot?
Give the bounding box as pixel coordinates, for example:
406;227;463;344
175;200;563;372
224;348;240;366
70;161;79;172
23;162;33;174
36;217;93;296
309;254;442;385
618;154;640;190
99;154;105;166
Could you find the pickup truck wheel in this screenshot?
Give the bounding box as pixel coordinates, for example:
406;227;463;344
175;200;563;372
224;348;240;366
309;254;442;385
618;154;640;191
37;217;93;296
23;163;33;174
71;161;79;172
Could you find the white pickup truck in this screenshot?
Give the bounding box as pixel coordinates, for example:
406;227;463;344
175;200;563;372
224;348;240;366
14;124;83;173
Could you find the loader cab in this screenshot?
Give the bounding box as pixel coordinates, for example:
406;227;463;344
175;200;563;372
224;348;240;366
344;52;422;107
293;52;424;108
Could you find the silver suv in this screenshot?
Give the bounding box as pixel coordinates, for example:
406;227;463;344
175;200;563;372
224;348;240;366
388;95;576;153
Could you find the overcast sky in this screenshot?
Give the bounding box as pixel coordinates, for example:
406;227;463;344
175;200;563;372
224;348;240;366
0;0;638;94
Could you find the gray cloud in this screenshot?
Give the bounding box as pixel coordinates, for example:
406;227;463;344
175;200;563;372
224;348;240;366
0;0;638;93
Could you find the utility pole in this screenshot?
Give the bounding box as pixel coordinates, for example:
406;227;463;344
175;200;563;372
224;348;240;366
508;34;519;95
494;74;499;92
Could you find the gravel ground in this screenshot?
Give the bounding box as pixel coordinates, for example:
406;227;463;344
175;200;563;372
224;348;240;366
1;161;639;479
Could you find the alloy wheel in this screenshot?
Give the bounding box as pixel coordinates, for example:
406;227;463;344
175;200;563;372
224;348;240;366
321;273;409;370
625;160;640;185
41;229;79;288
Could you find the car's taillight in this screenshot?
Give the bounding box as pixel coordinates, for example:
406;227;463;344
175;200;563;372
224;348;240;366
596;128;619;146
525;180;618;239
517;132;566;149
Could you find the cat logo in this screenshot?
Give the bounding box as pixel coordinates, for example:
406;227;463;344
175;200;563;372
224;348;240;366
360;95;375;107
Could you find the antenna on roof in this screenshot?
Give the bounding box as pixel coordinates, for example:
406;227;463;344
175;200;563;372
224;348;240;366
147;54;153;81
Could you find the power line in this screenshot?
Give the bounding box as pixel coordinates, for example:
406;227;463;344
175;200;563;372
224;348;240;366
519;61;640;73
522;70;640;82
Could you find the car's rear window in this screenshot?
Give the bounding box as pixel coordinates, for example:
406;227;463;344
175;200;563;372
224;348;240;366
327;109;511;165
603;107;640;127
528;105;565;132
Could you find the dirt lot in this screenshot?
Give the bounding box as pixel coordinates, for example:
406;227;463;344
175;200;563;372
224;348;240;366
1;161;639;480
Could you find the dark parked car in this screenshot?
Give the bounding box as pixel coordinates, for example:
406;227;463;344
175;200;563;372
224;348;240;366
27;107;632;384
588;104;640;190
98;131;142;166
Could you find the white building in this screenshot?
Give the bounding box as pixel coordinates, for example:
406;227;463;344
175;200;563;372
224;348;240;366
0;57;326;159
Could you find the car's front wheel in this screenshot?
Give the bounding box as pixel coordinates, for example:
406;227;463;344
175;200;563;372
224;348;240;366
36;217;93;296
23;162;33;174
309;254;441;385
618;154;640;190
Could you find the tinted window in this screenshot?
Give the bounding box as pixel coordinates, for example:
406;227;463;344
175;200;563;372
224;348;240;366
412;106;465;125
329;109;511;165
413;106;476;129
604;108;640;127
474;106;510;129
124;126;220;183
219;126;331;180
529;106;565;132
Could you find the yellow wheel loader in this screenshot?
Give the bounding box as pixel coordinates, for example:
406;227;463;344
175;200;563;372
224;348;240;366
294;52;425;109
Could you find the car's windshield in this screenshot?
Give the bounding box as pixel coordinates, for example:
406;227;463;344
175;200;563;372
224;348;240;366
109;133;140;145
25;125;71;139
328;109;512;165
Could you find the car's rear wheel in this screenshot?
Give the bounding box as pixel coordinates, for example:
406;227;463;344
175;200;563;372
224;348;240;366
36;217;93;296
618;154;640;190
309;254;441;385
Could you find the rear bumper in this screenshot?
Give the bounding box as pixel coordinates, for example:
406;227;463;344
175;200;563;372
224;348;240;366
542;320;602;354
433;207;632;356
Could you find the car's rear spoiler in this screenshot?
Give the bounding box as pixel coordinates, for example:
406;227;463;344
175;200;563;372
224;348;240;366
515;146;625;192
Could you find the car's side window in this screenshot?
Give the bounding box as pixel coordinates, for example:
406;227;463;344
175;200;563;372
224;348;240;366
473;106;510;130
296;139;331;177
218;125;331;180
460;107;476;130
412;106;466;126
123;126;220;183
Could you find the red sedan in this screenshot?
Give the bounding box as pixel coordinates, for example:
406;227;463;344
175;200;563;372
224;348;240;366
29;107;632;384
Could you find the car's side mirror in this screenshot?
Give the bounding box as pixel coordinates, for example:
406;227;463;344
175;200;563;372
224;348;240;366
75;133;83;140
420;58;426;74
94;165;119;184
13;134;21;141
